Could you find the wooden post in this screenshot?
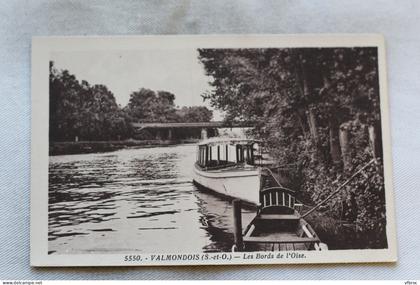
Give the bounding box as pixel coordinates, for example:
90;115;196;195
236;145;239;163
217;145;220;165
226;145;229;162
329;120;341;165
233;199;243;251
339;124;351;171
205;146;209;165
209;146;212;161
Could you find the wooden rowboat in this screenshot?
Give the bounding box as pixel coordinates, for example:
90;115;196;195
238;186;328;251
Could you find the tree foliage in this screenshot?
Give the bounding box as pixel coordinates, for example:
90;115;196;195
176;106;213;122
198;47;386;248
125;89;178;123
50;62;132;141
49;61;213;142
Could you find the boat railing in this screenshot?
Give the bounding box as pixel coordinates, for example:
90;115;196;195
195;161;239;171
195;161;254;171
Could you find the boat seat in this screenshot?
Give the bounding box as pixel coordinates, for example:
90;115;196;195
258;214;300;220
243;236;320;244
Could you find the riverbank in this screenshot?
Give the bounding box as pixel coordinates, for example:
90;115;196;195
304;208;358;250
50;139;200;156
301;205;386;250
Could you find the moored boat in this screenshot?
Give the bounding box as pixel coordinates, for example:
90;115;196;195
192;138;264;205
239;186;328;251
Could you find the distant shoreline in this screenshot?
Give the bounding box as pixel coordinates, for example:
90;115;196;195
49;139;200;156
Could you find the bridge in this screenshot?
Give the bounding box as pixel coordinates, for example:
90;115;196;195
131;121;253;140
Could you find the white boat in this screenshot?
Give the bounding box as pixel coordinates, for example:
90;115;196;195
192;138;264;205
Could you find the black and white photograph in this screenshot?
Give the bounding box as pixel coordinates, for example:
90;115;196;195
31;35;396;266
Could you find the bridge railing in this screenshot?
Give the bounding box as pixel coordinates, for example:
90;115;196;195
131;121;254;129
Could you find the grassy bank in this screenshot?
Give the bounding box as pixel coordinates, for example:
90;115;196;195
301;205;386;250
50;139;199;156
303;208;358;250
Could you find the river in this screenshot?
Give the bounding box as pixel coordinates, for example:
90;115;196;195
48;144;256;254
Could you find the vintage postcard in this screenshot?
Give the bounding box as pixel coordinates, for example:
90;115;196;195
31;34;397;266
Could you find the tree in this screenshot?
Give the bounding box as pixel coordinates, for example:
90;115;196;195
125;88;178;123
49;61;132;141
176;106;213;122
198;48;386;248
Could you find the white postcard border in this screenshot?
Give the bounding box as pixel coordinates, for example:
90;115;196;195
31;34;397;266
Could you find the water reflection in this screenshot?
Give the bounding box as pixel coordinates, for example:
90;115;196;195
49;144;256;254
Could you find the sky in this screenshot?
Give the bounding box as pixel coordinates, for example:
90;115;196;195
51;49;223;120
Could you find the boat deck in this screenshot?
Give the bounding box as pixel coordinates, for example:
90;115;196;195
244;223;321;249
241;203;321;251
244;231;314;251
195;161;258;173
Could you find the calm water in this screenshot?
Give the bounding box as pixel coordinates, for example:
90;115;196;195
48;144;256;254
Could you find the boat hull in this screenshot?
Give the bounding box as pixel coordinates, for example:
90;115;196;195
192;164;260;205
242;213;328;251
